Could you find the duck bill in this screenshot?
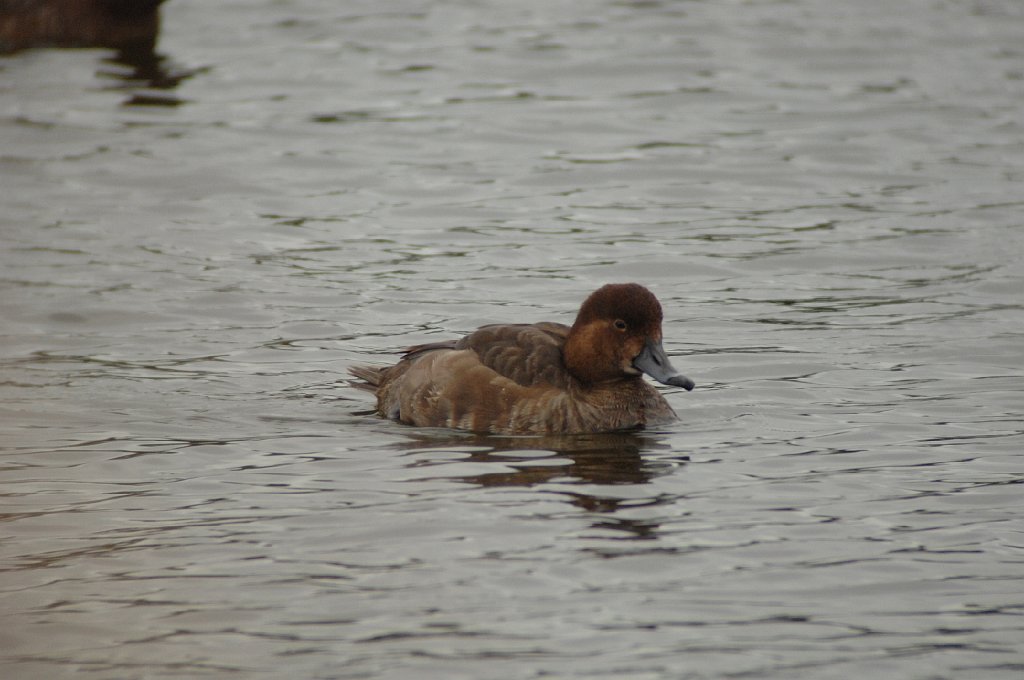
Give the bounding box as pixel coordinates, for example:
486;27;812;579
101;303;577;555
633;338;695;391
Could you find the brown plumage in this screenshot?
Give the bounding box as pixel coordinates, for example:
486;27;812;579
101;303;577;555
350;283;695;435
0;0;166;53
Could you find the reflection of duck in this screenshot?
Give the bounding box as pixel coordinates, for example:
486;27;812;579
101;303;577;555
352;283;695;434
2;1;201;107
393;430;690;540
392;430;687;488
0;0;167;54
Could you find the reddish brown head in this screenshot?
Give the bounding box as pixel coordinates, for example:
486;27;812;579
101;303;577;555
564;283;694;389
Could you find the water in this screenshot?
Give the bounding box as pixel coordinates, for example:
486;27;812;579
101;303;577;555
2;0;1023;677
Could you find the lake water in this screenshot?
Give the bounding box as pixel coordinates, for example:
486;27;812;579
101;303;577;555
2;0;1023;677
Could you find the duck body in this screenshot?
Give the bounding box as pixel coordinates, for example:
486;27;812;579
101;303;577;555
351;283;694;435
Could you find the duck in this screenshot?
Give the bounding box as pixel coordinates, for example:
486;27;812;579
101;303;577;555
350;283;695;435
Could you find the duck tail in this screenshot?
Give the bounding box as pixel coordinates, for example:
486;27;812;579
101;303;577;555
349;365;384;391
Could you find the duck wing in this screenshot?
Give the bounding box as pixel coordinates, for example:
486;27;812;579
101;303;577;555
452;322;571;389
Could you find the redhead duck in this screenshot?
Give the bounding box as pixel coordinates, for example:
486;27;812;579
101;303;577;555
351;283;695;435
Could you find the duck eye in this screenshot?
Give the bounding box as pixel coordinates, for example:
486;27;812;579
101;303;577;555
613;319;627;331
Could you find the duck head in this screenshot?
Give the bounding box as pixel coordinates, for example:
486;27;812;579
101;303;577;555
564;283;695;390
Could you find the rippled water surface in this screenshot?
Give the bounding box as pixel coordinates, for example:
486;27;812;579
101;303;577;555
3;0;1023;677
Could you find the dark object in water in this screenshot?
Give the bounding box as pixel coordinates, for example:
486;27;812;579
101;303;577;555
0;0;167;53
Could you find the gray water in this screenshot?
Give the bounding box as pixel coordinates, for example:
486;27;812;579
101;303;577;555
2;0;1023;678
